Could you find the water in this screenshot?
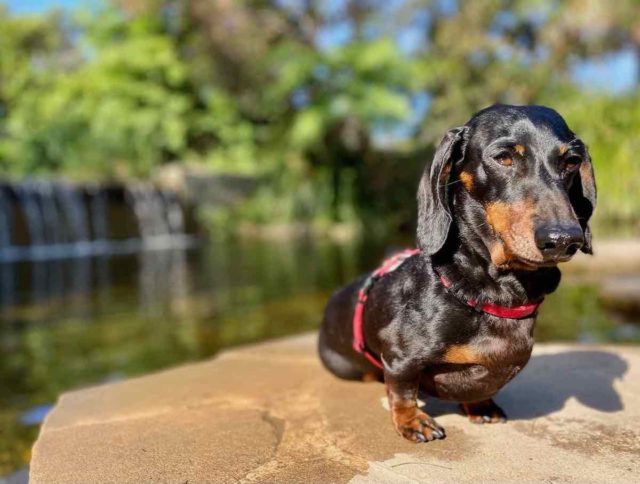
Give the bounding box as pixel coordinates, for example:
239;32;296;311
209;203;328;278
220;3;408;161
0;234;638;474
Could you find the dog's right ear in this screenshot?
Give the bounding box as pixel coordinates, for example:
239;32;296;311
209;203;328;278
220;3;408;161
568;145;596;254
417;126;468;256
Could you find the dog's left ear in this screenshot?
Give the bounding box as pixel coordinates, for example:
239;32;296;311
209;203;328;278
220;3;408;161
417;126;468;256
569;146;597;254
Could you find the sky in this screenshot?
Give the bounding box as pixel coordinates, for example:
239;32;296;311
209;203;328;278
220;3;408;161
4;0;78;15
2;0;637;95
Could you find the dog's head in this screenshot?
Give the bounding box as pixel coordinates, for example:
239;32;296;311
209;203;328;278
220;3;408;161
417;104;596;270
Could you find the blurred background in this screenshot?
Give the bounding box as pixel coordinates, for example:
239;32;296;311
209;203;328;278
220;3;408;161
1;0;639;477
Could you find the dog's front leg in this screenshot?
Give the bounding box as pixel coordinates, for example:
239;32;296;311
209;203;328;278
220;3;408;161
385;372;445;442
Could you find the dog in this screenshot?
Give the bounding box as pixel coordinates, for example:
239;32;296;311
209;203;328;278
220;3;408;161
318;104;596;442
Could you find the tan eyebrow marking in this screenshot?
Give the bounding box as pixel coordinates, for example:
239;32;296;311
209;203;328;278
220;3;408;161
514;144;525;156
459;171;474;191
559;144;568;155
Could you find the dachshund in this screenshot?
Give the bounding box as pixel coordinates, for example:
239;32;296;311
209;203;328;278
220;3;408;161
318;104;596;442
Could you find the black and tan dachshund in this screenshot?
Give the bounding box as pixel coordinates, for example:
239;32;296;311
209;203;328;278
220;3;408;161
318;104;596;442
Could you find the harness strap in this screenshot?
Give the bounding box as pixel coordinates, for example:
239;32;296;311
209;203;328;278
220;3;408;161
352;249;420;369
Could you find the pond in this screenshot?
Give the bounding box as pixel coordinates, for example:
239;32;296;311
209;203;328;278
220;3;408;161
0;234;638;475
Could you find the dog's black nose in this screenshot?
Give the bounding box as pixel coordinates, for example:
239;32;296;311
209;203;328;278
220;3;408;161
534;224;584;259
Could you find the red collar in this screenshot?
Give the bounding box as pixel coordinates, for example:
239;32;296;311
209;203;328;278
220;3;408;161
438;274;543;319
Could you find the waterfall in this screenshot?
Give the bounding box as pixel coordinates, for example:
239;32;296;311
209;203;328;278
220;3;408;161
15;182;46;246
125;185;177;240
36;182;64;245
56;183;90;243
149;189;170;236
125;185;149;239
161;191;185;235
88;186;108;241
0;187;12;248
0;180;196;262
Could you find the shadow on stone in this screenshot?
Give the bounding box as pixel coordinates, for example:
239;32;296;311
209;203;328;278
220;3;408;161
499;350;628;419
421;350;628;420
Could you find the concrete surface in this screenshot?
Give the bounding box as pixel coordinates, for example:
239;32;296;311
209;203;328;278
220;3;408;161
30;333;639;483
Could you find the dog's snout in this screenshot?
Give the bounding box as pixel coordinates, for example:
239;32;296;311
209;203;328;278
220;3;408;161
534;224;584;259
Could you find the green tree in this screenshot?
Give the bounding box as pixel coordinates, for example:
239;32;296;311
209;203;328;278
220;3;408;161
0;0;639;232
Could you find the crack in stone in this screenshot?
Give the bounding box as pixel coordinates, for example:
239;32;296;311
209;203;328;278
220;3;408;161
238;388;368;483
261;411;285;450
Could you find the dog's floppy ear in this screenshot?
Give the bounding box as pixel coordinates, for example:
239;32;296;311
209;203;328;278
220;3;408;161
417;126;468;256
569;146;597;254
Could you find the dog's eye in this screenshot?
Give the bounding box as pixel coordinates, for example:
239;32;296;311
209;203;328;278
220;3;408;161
492;151;513;166
562;156;582;172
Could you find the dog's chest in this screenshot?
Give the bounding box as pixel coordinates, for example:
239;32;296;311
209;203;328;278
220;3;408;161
429;317;535;401
444;316;535;366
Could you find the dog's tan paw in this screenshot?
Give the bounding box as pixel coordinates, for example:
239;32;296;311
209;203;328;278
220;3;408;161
393;409;446;442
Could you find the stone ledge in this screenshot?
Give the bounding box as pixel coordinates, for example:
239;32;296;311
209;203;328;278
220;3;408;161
30;333;640;483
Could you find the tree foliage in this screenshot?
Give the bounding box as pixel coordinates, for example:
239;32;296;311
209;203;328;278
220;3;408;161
0;0;638;232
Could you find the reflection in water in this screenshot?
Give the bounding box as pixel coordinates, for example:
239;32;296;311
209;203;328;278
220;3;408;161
0;247;197;323
137;248;190;317
0;234;638;475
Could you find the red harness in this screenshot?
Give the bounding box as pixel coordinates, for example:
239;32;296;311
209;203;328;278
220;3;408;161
352;249;543;370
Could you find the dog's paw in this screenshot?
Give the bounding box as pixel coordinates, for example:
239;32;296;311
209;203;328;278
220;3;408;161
460;400;507;424
394;410;446;442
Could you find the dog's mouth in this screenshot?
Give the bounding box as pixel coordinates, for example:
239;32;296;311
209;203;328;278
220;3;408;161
512;252;577;270
512;256;560;270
